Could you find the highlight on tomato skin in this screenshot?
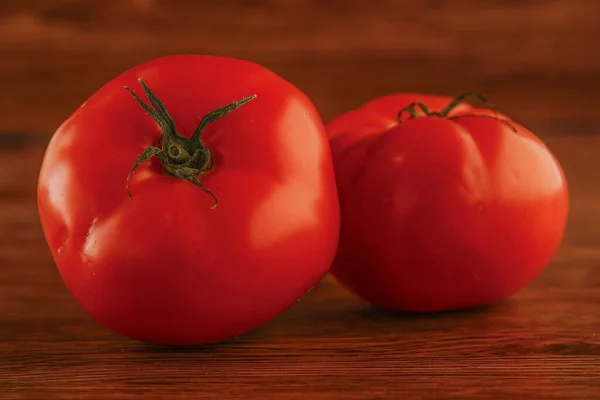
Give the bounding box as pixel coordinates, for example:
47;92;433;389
36;55;340;346
326;92;569;313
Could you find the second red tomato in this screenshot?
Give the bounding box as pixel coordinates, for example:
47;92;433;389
327;93;568;312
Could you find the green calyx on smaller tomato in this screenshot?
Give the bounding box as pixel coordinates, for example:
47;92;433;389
397;92;517;132
125;78;256;208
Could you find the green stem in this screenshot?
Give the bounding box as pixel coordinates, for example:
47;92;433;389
124;78;256;208
189;95;256;152
396;92;515;131
397;102;418;121
439;93;491;117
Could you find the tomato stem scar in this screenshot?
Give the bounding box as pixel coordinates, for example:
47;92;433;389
124;79;257;208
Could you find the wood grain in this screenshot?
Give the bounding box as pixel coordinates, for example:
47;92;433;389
1;130;600;399
2;1;600;398
1;0;600;132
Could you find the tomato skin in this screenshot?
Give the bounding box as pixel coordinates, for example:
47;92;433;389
37;55;340;345
328;94;568;312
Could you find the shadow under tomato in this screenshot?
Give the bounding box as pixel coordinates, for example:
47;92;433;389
129;324;272;354
358;300;504;322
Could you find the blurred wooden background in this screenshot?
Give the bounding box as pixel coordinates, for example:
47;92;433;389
1;0;600;134
3;2;600;398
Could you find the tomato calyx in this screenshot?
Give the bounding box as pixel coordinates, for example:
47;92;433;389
396;92;517;132
124;78;256;209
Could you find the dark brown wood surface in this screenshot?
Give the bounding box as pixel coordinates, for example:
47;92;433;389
2;0;600;132
0;131;600;400
1;130;600;399
2;1;600;399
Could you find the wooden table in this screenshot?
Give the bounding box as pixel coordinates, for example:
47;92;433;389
0;124;599;399
2;1;600;398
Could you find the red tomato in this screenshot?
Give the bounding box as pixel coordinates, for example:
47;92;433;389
37;55;340;345
327;93;568;312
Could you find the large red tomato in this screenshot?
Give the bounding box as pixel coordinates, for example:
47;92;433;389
327;93;568;312
37;55;339;345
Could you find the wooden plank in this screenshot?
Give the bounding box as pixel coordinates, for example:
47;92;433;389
1;0;599;133
1;131;600;398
